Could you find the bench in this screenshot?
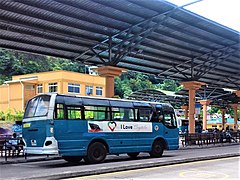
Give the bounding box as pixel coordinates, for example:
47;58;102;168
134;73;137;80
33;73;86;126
181;131;240;147
182;133;201;146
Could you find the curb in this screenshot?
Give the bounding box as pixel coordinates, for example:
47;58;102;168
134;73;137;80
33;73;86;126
178;142;240;150
0;156;62;165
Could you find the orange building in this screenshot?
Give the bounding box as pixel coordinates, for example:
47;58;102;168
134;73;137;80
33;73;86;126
0;70;106;112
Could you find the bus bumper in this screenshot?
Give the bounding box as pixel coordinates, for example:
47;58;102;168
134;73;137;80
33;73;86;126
23;137;59;155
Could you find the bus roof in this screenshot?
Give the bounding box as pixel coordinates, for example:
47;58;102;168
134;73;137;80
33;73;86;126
39;93;173;108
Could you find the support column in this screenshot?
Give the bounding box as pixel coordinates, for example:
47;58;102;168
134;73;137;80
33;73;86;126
230;104;238;131
199;100;212;131
181;105;189;119
97;66;126;98
181;81;205;133
220;108;226;130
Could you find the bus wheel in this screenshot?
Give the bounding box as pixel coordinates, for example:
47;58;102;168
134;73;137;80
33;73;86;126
150;140;164;158
127;152;140;159
63;156;82;163
84;142;107;164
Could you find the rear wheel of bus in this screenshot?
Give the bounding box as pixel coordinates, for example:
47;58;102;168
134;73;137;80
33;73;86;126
63;156;82;163
84;142;107;164
150;140;164;158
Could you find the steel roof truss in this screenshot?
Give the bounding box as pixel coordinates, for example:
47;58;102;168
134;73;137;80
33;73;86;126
84;10;175;66
110;9;178;65
157;43;238;80
195;48;236;79
226;77;240;89
172;66;189;79
77;3;192;65
207;72;240;89
90;48;106;64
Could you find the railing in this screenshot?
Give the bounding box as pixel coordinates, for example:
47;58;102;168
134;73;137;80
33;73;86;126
180;131;240;147
0;136;25;161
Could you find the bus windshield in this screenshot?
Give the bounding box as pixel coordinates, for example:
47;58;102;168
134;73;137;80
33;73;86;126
163;112;177;128
24;95;51;118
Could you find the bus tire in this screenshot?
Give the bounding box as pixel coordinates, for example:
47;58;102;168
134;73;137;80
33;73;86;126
127;152;140;159
150;140;164;158
84;142;107;164
63;156;82;163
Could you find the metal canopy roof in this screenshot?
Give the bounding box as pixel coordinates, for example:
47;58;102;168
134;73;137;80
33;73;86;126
127;89;188;108
176;86;240;106
0;0;240;90
127;87;239;108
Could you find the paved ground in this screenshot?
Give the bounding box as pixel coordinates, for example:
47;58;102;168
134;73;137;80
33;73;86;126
0;142;239;180
72;156;240;180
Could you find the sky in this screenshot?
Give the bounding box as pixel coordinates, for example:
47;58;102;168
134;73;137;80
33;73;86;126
166;0;240;32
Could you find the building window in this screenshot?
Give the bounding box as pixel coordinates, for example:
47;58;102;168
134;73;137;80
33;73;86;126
48;82;58;92
37;84;43;94
26;85;35;90
86;85;93;95
96;86;103;96
68;83;80;93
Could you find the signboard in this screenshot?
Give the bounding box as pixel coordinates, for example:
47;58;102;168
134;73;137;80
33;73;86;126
88;121;152;133
195;103;201;115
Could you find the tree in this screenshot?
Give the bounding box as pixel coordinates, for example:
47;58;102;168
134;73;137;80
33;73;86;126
114;71;183;98
0;48;86;85
0;48;183;100
209;106;220;115
114;72;154;98
156;79;182;92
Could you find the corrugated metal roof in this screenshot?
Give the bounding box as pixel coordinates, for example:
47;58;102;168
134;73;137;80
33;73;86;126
0;0;239;92
127;89;188;108
177;86;240;106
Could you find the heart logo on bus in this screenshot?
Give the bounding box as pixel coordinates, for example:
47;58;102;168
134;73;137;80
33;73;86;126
108;121;117;132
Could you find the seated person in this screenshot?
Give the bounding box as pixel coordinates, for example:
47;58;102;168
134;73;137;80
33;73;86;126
225;130;237;143
158;115;163;122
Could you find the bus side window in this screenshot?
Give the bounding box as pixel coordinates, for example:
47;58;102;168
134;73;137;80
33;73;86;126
123;108;134;121
134;109;138;121
67;106;82;120
84;106;110;121
54;103;65;119
138;108;152;122
112;107;134;121
112;107;121;121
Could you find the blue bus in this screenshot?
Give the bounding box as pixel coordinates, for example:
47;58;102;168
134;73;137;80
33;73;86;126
22;93;179;163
